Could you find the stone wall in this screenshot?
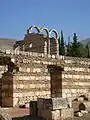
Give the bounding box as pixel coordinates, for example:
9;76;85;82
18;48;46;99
37;98;74;120
1;51;90;107
0;65;7;105
62;56;90;100
24;33;47;53
15;33;57;55
1;52;64;106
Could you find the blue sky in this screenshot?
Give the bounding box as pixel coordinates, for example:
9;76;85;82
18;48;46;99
0;0;90;41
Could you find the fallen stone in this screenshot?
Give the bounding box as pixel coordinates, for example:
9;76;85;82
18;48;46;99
0;110;12;120
78;97;84;102
38;108;74;120
25;103;29;108
72;101;81;112
83;101;90;112
74;112;83;117
81;110;88;114
60;108;74;120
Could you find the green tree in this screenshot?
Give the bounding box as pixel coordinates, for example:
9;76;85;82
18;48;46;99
58;35;61;55
59;30;65;55
86;44;90;58
77;42;88;58
66;36;72;56
71;33;80;57
70;33;87;57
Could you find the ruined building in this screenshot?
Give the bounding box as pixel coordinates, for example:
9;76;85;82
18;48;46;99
0;25;90;108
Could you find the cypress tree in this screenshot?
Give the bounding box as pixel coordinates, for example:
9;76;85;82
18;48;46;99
86;44;90;58
66;36;72;56
71;33;79;57
58;35;61;55
59;30;65;55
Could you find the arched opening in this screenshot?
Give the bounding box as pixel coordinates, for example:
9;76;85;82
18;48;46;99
40;27;49;37
49;29;59;56
29;43;32;48
79;103;86;110
49;29;59;39
27;25;40;34
14;45;20;51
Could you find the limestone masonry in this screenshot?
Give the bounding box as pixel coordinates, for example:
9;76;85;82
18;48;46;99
1;52;90;107
0;25;90;120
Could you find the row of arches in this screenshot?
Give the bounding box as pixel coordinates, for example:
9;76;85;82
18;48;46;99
26;25;59;56
27;25;59;39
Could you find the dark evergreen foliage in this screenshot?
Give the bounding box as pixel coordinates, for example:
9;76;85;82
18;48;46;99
59;31;65;55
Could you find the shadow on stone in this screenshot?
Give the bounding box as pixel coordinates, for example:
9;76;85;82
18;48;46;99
13;115;44;120
79;95;88;101
47;65;64;98
79;103;86;111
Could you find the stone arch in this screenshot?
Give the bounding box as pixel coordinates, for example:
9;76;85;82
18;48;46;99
49;29;59;40
40;27;49;55
27;25;40;34
40;27;49;37
14;45;20;51
49;29;59;56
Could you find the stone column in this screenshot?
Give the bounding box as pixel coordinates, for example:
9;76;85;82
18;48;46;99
23;44;25;51
48;38;50;55
15;46;20;54
56;39;59;57
1;72;13;107
44;41;47;55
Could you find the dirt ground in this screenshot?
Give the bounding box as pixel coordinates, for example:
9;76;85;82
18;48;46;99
13;113;90;120
0;107;43;120
65;113;90;120
74;113;90;120
0;107;29;117
1;107;90;120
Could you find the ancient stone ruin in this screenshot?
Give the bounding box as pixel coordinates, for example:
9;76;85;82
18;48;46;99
0;25;90;120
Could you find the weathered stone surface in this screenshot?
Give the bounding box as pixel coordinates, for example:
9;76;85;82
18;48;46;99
83;101;90;112
74;111;83;117
72;101;81;112
1;48;90;107
52;110;60;120
37;98;68;110
60;108;74;120
38;108;73;120
52;98;68;110
0;109;12;120
78;97;84;102
38;109;52;120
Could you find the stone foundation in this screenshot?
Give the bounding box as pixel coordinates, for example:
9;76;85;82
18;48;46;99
37;98;74;120
0;51;90;106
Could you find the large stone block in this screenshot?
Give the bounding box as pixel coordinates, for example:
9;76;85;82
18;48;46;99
78;97;84;102
38;109;52;120
13;97;19;107
37;98;44;109
60;108;74;120
37;98;68;110
83;101;90;112
38;108;73;120
52;110;61;120
52;98;68;110
2;97;13;107
38;109;60;120
0;111;12;120
72;101;81;112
